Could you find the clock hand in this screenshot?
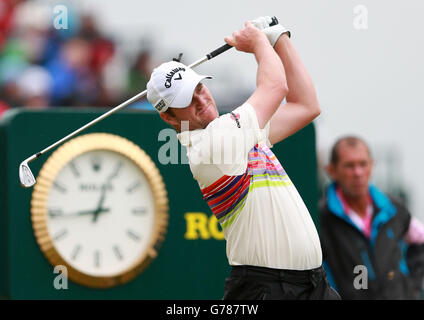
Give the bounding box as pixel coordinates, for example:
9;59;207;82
92;189;106;223
92;162;122;223
49;208;110;218
78;208;110;216
92;185;107;223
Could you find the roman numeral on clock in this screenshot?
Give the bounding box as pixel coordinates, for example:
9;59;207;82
132;207;147;215
108;161;123;180
53;229;68;241
113;245;123;261
53;181;67;193
94;250;101;268
91;156;102;172
126;181;141;193
69;161;80;177
127;230;141;242
71;245;82;261
48;208;63;218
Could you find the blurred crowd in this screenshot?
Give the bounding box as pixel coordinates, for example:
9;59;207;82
0;0;154;119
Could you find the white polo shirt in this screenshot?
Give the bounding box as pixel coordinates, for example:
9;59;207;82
177;103;322;270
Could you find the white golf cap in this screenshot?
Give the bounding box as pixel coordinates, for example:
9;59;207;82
147;61;212;113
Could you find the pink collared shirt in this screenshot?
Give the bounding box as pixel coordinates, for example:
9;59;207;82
336;188;373;239
336;187;424;244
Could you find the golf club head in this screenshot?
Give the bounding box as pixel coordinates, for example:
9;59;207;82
19;160;36;188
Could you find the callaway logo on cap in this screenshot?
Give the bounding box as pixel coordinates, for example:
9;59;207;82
147;61;212;113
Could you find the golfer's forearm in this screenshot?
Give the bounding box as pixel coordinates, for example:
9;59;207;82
245;41;288;128
254;42;288;97
274;35;319;109
250;43;289;128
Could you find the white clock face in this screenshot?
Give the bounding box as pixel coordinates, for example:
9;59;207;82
46;150;155;277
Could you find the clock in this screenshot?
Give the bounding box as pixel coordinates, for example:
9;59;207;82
31;133;168;288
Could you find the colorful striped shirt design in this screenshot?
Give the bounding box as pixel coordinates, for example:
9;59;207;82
248;142;292;187
201;141;292;229
201;171;251;229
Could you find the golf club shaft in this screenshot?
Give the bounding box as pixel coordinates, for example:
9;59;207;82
25;16;279;164
29;56;212;163
33;89;147;161
27;47;227;163
35;53;217;159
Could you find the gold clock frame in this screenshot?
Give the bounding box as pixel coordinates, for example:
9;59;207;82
31;133;169;288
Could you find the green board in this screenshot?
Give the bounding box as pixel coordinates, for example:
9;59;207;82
0;108;318;299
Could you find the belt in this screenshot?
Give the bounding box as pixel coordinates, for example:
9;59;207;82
230;265;325;287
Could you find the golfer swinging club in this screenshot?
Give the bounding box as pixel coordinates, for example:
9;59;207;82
147;16;340;300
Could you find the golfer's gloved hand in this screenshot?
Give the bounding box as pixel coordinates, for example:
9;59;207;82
251;16;291;47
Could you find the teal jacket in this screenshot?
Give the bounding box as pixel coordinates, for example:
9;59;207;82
319;183;415;299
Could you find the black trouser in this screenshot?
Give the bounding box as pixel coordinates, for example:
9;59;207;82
223;265;341;300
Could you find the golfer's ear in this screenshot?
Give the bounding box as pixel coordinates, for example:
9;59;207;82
160;112;178;127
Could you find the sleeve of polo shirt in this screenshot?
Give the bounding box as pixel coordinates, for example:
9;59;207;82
237;103;273;148
193;103;270;176
208;102;270;148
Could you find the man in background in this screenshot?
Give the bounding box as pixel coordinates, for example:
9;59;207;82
320;136;424;299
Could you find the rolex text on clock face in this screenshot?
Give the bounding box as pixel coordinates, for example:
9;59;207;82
46;150;155;277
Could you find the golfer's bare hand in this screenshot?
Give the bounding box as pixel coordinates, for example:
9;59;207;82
225;21;269;53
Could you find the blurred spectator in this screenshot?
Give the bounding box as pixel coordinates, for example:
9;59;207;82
78;13;115;76
0;48;27;106
78;13;100;41
127;50;152;96
16;65;51;107
124;50;155;111
78;14;116;107
319;136;424;299
100;49;128;106
12;0;52;64
0;0;154;110
46;37;97;106
0;0;23;50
